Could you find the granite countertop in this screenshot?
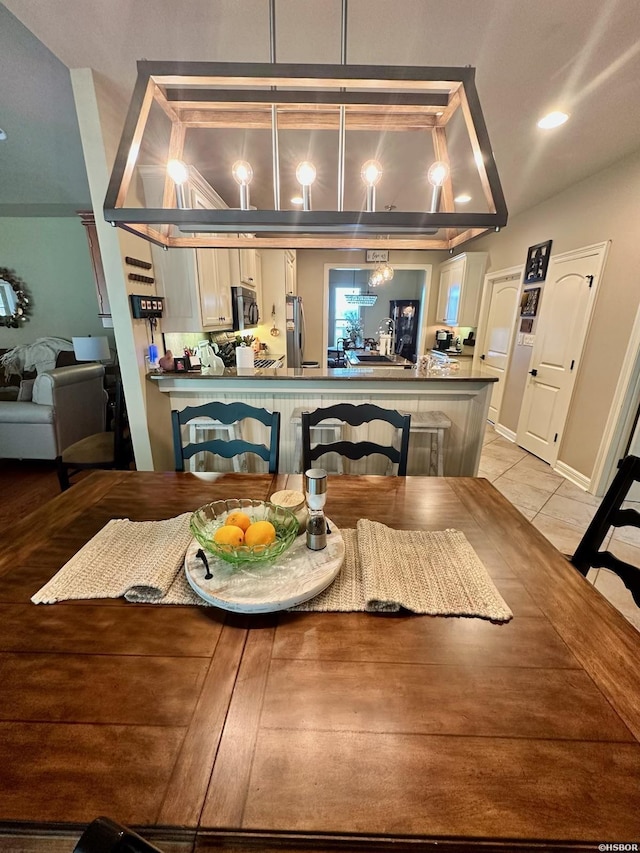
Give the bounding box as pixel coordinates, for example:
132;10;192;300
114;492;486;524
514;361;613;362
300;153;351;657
147;362;496;383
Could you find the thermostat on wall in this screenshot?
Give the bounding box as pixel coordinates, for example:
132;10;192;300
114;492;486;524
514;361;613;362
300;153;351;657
130;294;164;319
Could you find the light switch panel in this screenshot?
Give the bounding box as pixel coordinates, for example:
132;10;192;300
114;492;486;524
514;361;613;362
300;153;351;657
523;334;536;347
517;333;524;345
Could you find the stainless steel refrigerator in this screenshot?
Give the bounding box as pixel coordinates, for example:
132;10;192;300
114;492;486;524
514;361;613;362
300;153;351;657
286;294;305;367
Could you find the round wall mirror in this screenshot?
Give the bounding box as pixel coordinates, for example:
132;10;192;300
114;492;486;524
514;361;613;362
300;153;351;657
0;268;31;328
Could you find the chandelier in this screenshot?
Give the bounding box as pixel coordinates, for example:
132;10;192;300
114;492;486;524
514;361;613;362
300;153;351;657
104;15;506;251
344;292;378;306
369;261;394;288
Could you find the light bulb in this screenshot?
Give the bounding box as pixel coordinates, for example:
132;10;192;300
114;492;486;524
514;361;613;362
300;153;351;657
232;160;253;186
296;161;316;211
427;161;449;188
232;160;253;209
167;159;189;185
428;160;449;213
167;159;190;209
296;161;317;187
361;160;383;187
361;159;382;212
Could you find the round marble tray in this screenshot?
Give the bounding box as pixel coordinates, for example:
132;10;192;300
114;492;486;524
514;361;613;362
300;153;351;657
184;518;344;613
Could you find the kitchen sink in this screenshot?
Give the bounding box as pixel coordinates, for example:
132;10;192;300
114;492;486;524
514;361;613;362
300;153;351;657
353;355;395;363
346;353;409;367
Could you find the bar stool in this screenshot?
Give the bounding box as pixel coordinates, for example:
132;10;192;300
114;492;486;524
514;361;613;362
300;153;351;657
186;419;247;472
290;406;344;473
387;410;451;476
410;410;451;475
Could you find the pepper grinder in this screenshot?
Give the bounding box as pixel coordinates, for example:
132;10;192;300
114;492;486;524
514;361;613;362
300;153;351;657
304;468;327;550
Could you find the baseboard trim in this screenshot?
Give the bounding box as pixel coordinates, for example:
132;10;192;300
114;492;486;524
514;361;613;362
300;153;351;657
494;424;517;443
554;460;591;491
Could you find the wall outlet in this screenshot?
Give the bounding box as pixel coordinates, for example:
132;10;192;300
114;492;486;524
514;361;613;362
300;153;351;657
523;334;536;347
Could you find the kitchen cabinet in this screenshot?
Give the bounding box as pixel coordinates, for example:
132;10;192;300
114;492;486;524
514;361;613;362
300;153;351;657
138;165;234;332
436;252;488;327
195;248;233;329
284;249;297;296
229;247;263;323
239;249;258;287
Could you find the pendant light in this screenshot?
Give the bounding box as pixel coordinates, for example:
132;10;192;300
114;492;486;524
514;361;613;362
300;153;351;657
105;1;507;250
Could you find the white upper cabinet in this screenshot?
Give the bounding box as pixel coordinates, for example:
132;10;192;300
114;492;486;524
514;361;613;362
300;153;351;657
195;248;233;329
284;249;297;296
239;249;258;287
436;252;488;327
138;165;234;332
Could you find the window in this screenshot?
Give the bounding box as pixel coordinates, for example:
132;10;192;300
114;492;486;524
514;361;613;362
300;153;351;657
332;287;361;347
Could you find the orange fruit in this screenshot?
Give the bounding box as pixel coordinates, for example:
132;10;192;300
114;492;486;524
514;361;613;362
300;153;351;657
213;525;245;547
225;511;251;532
244;520;277;549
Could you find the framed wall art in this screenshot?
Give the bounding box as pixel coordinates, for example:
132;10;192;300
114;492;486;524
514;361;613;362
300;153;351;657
365;249;389;263
520;287;540;317
524;240;552;284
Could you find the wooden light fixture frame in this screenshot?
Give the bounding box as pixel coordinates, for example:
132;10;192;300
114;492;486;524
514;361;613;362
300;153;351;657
104;61;508;251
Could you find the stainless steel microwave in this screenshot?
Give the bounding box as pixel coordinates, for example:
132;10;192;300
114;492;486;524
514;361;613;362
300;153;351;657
231;286;259;331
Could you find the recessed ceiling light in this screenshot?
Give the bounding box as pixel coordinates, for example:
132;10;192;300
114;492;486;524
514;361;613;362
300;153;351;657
0;128;7;141
537;111;569;129
291;196;304;205
455;194;472;204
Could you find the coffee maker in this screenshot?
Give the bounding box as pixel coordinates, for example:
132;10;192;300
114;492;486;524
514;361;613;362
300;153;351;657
435;329;454;351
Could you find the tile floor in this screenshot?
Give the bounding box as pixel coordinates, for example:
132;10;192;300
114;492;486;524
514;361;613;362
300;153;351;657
480;424;640;632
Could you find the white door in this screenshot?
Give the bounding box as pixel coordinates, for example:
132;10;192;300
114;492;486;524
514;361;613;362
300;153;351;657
516;242;609;465
476;271;521;423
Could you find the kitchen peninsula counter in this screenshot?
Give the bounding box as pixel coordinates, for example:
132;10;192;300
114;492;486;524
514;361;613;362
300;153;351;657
148;365;496;475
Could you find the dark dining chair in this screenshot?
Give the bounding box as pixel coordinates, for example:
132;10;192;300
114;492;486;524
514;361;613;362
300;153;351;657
57;377;132;491
571;454;640;607
301;403;411;475
172;400;280;473
73;816;164;852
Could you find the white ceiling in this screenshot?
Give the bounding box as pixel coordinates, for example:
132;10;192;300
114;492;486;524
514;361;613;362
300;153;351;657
2;0;640;222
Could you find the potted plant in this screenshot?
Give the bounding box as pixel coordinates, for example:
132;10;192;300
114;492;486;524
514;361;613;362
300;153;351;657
344;311;364;347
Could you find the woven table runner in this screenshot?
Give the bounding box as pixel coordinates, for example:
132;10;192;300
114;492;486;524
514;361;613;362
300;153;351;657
31;516;512;622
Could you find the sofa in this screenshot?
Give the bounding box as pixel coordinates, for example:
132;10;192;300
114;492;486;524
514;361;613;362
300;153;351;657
0;363;106;460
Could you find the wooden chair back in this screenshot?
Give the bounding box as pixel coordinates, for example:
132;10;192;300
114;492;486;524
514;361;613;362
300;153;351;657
171;401;280;473
301;403;411;476
571;454;640;606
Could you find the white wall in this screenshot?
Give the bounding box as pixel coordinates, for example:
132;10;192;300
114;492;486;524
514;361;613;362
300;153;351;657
473;146;640;480
0;217;108;348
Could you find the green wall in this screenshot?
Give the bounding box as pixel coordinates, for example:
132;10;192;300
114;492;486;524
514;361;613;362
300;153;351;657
0;217;109;348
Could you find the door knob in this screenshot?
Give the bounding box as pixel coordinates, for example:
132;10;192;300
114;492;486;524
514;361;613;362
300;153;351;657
480;354;485;360
529;368;538;376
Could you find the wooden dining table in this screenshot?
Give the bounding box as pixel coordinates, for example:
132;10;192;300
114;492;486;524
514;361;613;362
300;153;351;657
1;470;640;853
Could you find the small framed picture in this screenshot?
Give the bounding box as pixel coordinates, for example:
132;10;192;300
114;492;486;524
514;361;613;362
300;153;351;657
520;287;541;317
366;249;389;263
524;240;552;284
173;355;189;372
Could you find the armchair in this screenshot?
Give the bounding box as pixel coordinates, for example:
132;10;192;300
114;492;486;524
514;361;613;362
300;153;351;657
0;363;106;460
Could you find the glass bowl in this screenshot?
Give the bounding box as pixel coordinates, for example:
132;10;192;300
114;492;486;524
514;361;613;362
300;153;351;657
190;498;299;565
